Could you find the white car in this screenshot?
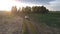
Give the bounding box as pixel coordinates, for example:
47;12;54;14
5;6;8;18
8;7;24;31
25;16;30;20
25;16;29;19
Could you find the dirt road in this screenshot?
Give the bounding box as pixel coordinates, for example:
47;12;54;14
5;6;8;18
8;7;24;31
23;18;60;34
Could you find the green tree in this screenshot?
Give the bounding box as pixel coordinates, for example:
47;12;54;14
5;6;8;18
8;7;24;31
32;6;49;13
25;6;31;13
18;8;21;14
11;6;17;14
32;6;38;13
22;7;25;13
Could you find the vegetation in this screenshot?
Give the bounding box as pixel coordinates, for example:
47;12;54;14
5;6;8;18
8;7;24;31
22;19;37;34
27;11;60;28
22;19;28;34
11;6;49;15
11;6;17;15
24;6;31;13
28;22;37;34
1;5;60;34
25;20;37;34
32;6;49;13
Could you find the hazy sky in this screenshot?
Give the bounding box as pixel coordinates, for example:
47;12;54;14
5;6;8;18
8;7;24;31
16;0;60;11
0;0;60;11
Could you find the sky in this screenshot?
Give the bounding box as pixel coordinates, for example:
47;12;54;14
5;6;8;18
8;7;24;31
16;0;60;11
0;0;60;11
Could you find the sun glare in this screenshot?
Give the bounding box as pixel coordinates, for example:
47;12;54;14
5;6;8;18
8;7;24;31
0;0;26;11
0;0;41;11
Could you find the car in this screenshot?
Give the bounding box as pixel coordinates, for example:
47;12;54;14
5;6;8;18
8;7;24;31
25;15;30;20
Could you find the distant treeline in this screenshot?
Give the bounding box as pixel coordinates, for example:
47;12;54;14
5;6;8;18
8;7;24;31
11;6;49;14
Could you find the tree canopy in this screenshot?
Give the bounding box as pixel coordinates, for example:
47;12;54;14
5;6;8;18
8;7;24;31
32;6;49;13
11;6;49;14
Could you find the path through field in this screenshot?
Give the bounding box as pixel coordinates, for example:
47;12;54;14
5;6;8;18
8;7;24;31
22;19;42;34
0;12;60;34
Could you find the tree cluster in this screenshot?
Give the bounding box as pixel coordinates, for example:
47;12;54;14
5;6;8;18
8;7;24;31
32;6;49;13
11;6;49;14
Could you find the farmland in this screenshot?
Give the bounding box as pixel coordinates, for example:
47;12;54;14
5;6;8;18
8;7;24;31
22;11;60;34
0;11;60;34
27;11;60;28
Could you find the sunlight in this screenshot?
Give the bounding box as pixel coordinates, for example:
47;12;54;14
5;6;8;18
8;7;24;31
0;0;27;11
0;0;41;11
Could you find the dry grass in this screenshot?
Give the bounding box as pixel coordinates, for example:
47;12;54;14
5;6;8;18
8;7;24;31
0;12;23;34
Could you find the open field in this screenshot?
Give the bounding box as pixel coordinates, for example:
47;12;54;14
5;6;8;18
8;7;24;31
0;11;60;34
27;12;60;28
21;11;60;34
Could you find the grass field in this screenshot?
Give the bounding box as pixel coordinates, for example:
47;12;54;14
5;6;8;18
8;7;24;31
0;11;60;34
27;11;60;28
